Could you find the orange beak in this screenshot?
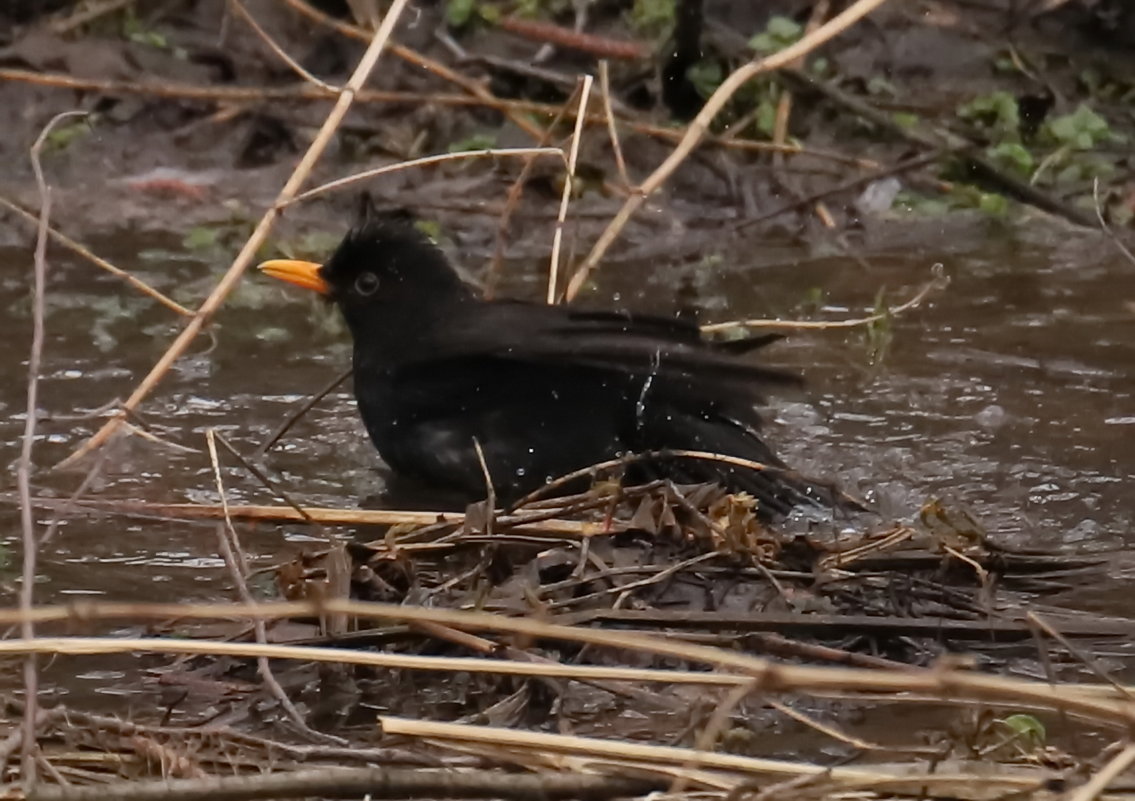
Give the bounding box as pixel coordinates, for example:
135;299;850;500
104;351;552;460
258;259;331;295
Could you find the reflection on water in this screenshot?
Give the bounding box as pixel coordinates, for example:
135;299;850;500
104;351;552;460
0;220;1133;700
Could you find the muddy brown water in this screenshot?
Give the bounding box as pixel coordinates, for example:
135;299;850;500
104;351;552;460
1;214;1134;731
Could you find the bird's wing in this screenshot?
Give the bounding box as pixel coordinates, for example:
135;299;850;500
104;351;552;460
410;301;800;392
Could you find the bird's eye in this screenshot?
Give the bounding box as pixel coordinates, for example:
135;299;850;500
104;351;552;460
354;272;380;296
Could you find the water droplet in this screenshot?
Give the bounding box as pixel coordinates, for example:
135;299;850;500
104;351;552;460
974;404;1006;430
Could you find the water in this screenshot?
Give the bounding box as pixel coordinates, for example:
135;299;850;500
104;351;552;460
1;216;1133;708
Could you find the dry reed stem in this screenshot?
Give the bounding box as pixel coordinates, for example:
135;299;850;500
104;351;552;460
204;429;338;744
598;61;630;188
379;717;1053;797
57;0;411;469
1068;742;1135;801
287;147;564;206
471;438;496;536
547;74;594;304
18;108;87;790
281;0;548;141
0;195;193;317
48;0;136;33
0;636;758;687
496;16;650;61
1028;611;1133;700
564;0;893;300
488;143;564;297
36;499;606;536
700;263;948;334
1;600;1134;726
210;431;316;524
1093;178;1135;268
0;67;428;103
229;0;340;92
0;69;865;163
27;765;657;801
509;448;779;508
672;680;757;794
766;697;921;753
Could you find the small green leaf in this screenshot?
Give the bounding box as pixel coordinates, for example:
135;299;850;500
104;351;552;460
447;133;497;153
686;59;723;99
45;117;94;151
446;0;476;27
766;16;802;40
755;98;778;137
630;0;675;36
977;192;1008;216
986;142;1034;176
749;16;802;54
414;219;443;241
1043;104;1116;149
892;112;920;131
957;91;1019;139
182;226;220;251
997;714;1046;747
867;76;897;97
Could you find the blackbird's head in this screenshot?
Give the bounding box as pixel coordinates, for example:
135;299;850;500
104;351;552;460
259;207;473;328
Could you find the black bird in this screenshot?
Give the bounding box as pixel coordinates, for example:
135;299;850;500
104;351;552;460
259;213;840;518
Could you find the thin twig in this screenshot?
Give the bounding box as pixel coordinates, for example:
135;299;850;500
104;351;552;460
510;448;781;509
700;264;948;334
0;635;759;687
598;61;630;188
0;195;193;317
564;0;893;300
1092;178;1135;268
27;766;659;801
487;103;576;297
280;0;549;141
29;498;604;537
256;367;352;456
673;681;759;793
48;0;135;33
229;0;340;91
204;430;345;745
37;448;112;550
213;431;316;525
544;551;721;611
767;696;924;753
496;15;650;60
735;149;944;233
1067;742;1135;801
0;68;866;164
286;147;564;206
1027;612;1133;700
548;75;593;304
18;109;89;789
3;600;1135;727
471;438;496;537
120;420;200;454
380;716;1057;794
57;0;411;469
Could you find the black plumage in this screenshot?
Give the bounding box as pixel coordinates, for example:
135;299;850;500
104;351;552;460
261;213;842;518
